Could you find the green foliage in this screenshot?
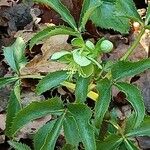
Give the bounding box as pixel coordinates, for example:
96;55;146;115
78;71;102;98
1;1;150;150
33;0;77;30
5;81;21;136
36;71;68;95
79;1;102;31
67;104;96;150
8;141;31;150
0;77;18;89
10;98;64;136
111;58;150;80
115;82;145;128
91;0;130;34
126;116;150;137
34;120;56;150
123;139;139;150
96;134;123;150
75;76;90;103
63;113;81;147
115;0;142;22
95;78;112;128
29;26;79;49
3;37;27;73
37;114;65;150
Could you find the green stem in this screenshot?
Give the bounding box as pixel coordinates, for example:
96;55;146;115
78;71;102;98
120;27;145;61
19;75;44;79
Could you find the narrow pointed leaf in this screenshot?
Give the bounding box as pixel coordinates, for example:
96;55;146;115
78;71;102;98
10;98;64;136
124;139;139;150
8;141;31;150
3;37;27;73
33;0;77;30
79;1;102;31
29;26;79;49
63;113;80;147
68;104;96;150
96;134;123;150
36;71;68;95
34;120;56;150
5;81;21;136
40;113;65;150
0;77;18;89
75;76;90;103
79;0;90;23
115;82;145;128
112;58;150;80
95;78;112;128
126;116;150;137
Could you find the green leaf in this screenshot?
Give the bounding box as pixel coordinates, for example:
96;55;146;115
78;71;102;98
146;25;150;30
79;0;90;25
72;49;91;66
10;98;64;136
126;116;150;137
36;70;68;95
115;82;145;128
3;37;27;73
67;103;96;150
75;76;90;103
79;1;102;31
33;0;77;30
111;58;150;80
8;141;31;150
30;26;79;49
71;38;84;47
34;120;56;150
96;134;123;150
39;114;65;150
91;1;130;34
5;81;22;136
0;77;18;89
115;0;142;22
124;139;139;150
95;78;112;128
124;113;137;134
63;113;81;147
80;63;94;78
86;40;95;50
51;51;71;60
145;5;150;25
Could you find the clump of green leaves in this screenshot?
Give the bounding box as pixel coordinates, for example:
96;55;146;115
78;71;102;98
1;0;150;150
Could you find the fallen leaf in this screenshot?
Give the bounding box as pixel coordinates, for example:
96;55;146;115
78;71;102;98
132;71;150;113
21;35;70;75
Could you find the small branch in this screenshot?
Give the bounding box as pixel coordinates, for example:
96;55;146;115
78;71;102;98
120;27;145;61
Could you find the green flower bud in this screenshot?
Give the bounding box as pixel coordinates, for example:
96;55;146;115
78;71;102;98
100;40;113;53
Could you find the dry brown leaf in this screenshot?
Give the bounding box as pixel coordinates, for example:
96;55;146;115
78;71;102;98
14;30;36;43
21;35;71;75
0;0;12;6
41;35;71;59
133;71;150;113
